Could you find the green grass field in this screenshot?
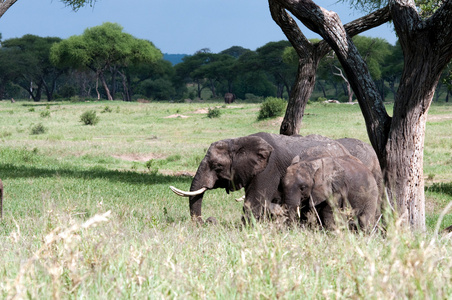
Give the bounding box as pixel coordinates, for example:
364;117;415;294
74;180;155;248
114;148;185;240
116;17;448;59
0;99;451;298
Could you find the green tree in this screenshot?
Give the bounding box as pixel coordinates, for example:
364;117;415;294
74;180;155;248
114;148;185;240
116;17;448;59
194;53;237;97
132;59;177;100
1;35;64;101
353;35;392;100
50;22;162;100
220;46;250;59
380;41;404;99
234;50;276;99
175;50;214;99
256;41;297;98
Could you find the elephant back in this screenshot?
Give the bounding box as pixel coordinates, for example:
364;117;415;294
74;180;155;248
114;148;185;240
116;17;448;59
298;136;350;160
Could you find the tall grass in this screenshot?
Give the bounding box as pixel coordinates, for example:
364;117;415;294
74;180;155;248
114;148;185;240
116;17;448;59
0;100;451;298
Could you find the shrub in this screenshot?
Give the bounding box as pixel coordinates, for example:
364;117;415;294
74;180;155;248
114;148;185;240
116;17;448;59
40;110;51;118
30;123;47;135
144;159;159;175
317;96;327;102
80;110;99;125
257;97;286;120
101;106;112;113
70;95;81;102
207;107;221;118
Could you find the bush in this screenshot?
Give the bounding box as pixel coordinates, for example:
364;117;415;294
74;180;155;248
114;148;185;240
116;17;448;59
257;97;286;120
101;106;112;113
207;107;221;118
40;110;51;118
80;110;99;125
30;123;47;135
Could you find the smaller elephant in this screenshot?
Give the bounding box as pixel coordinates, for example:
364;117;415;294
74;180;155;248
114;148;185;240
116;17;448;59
282;155;378;231
224;93;236;104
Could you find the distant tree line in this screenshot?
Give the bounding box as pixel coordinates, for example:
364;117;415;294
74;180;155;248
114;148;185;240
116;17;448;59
0;22;450;102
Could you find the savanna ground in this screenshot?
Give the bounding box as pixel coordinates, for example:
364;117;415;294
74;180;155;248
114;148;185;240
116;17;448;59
0;99;451;299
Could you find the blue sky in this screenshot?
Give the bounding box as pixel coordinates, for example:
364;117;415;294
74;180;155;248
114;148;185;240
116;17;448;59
0;0;396;54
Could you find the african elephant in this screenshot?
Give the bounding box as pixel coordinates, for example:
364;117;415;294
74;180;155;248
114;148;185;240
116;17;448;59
170;132;353;224
282;155;379;230
224;93;236;104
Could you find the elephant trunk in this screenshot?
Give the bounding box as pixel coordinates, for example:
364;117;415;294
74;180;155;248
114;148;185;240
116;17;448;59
189;172;207;222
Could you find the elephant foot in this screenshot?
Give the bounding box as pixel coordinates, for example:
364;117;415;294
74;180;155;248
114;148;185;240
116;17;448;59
205;216;218;225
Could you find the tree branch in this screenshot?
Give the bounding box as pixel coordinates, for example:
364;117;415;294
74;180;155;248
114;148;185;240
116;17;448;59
269;0;314;58
0;0;18;18
428;0;452;66
274;0;391;159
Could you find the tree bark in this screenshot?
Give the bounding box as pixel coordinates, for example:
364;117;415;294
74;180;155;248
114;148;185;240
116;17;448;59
0;0;18;18
384;0;452;229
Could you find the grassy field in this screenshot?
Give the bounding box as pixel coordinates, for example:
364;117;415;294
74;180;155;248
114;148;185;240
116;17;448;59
0;99;451;299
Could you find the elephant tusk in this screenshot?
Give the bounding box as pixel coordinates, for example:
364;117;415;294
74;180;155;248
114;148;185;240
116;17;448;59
170;186;207;197
235;195;245;202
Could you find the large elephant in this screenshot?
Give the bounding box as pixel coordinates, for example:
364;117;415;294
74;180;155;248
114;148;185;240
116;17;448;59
170;132;356;224
282;155;379;230
224;93;236;104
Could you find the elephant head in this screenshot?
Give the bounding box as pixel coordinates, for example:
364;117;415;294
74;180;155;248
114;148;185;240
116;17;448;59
283;156;341;209
171;136;273;223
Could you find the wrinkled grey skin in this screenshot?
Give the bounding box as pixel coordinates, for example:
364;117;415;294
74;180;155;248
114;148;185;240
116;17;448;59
282;155;379;230
336;138;384;212
224;93;236;104
187;132;352;224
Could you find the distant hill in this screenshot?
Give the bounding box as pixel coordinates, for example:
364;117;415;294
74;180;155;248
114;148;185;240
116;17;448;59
163;53;187;65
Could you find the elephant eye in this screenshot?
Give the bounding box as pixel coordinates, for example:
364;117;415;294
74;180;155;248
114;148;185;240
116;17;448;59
211;162;223;172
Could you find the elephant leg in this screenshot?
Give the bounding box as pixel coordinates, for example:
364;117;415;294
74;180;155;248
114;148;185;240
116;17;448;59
357;202;377;232
318;204;336;230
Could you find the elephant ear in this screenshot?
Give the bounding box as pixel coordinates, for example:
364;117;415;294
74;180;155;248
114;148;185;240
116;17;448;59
232;136;273;177
310;157;341;205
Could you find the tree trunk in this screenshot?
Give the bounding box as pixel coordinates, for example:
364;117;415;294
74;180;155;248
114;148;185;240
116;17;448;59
280;57;320;135
117;70;131;102
95;73;101;100
0;82;5;99
99;71;113;100
110;66;118;100
276;83;284;98
333;65;353;102
317;80;327;98
209;78;217;98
